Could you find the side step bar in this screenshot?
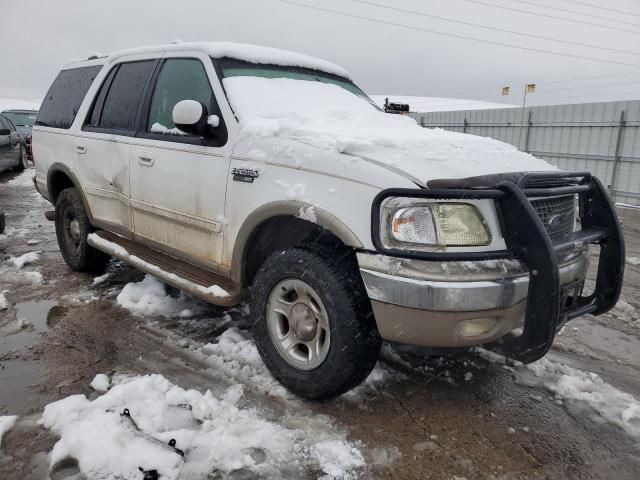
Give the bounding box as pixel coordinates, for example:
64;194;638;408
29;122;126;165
87;230;244;307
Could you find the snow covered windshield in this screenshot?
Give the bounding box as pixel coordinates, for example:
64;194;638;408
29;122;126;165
218;59;378;119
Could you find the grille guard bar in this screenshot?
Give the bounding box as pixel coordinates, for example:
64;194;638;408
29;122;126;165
371;172;625;364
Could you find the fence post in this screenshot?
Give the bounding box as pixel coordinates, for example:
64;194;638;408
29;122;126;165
523;110;533;153
463;117;468;133
610;110;626;202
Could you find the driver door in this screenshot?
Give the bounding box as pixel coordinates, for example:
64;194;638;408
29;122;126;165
129;55;231;269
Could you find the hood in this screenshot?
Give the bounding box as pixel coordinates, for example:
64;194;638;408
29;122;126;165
224;76;556;186
235;110;556;186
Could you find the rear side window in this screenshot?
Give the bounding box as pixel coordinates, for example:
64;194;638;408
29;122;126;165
0;116;9;130
93;61;155;132
36;66;101;129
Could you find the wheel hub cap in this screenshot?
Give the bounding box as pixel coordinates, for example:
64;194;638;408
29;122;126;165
290;303;317;341
69;220;81;241
266;278;331;371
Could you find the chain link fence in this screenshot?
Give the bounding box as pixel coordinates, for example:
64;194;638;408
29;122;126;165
412;100;640;206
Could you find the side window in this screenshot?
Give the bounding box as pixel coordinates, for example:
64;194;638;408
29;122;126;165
0;116;8;130
36;65;101;129
146;58;227;146
95;61;156;132
86;66;118;127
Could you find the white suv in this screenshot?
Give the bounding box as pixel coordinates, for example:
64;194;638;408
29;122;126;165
32;42;624;399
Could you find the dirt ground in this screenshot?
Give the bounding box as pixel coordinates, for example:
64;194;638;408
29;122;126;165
1;167;640;479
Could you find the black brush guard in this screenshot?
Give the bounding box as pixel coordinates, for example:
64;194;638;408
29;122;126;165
371;172;625;363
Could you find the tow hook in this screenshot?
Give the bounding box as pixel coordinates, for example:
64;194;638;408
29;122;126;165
45;210;55;221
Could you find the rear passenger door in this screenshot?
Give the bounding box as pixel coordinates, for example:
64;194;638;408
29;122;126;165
129;55;231;269
77;59;157;237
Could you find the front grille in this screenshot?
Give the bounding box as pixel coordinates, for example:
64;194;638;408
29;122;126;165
530;195;576;240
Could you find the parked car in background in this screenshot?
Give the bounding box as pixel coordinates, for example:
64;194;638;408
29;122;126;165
0;112;27;173
2;109;38;160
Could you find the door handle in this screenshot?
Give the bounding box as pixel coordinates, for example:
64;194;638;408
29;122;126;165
138;155;155;167
75;144;87;154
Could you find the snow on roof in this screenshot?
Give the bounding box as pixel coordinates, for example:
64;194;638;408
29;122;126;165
371;95;518;113
69;42;350;79
0;98;41;112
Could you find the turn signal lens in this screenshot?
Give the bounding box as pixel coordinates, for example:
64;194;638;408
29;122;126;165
391;207;437;244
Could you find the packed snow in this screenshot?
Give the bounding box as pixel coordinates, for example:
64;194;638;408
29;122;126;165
116;274;205;318
7;251;41;269
40;374;365;479
223;77;556;182
0;415;18;449
0;290;9;310
627;256;640;266
516;357;640;438
150;122;187;136
90;373;111;392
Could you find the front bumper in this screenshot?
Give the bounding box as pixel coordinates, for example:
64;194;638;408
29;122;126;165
359;252;588;348
365;172;625;363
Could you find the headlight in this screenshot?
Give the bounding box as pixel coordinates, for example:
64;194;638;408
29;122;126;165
382;199;491;249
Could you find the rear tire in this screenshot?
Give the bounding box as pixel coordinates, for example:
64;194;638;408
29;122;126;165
251;245;381;400
55;188;110;273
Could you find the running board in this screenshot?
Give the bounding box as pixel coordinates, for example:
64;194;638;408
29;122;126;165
87;230;244;307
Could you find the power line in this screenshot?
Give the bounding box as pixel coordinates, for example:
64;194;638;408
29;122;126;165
538;79;640;93
348;0;640;58
558;0;640;18
529;89;640;101
542;70;640;85
459;0;640;35
272;0;640;68
509;0;640;28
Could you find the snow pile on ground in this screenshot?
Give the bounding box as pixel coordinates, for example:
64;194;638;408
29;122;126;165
627;256;640;266
608;299;637;326
40;374;364;479
0;415;18;448
223;77;555;180
90;374;111;392
8;251;41;269
0;290;9;310
116;275;205;318
516;358;640;437
0;261;43;285
198;327;289;398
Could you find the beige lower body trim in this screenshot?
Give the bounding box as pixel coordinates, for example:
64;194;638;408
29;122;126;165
371;300;525;348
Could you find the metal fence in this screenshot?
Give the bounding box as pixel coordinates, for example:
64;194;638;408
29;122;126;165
412;100;640;206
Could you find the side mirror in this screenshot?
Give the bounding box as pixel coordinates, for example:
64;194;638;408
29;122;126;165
172;100;219;137
0;128;10;136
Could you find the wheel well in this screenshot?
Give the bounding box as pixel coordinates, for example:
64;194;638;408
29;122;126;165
48;170;75;203
243;216;348;285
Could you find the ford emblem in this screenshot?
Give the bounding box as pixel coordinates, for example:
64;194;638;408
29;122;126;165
547;214;563;230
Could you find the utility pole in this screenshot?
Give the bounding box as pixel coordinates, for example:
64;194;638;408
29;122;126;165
518;83;536;150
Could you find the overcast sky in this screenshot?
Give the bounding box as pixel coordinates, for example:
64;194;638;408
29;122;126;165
2;0;640;107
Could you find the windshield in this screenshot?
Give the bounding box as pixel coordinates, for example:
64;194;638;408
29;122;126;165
218;58;379;119
3;111;38;127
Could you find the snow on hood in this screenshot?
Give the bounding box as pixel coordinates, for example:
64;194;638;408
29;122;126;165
224;77;556;184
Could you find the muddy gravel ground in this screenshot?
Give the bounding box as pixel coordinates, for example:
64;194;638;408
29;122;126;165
1;167;640;479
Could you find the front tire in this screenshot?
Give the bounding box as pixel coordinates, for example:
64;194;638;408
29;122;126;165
55;188;110;272
251;246;381;400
